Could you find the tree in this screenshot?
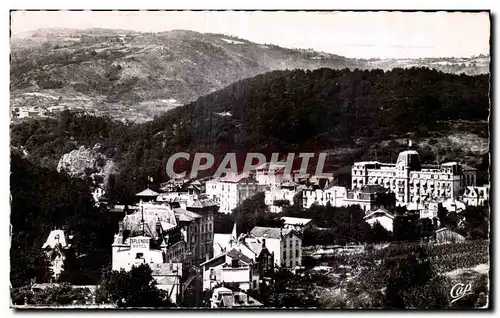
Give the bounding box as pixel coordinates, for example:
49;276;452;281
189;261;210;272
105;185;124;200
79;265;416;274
231;193;283;234
369;221;392;243
97;264;173;308
25;283;91;306
416;218;435;240
461;206;489;239
384;247;434;308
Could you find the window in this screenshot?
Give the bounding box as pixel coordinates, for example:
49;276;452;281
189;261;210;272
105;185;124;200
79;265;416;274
283;250;286;261
296;249;299;258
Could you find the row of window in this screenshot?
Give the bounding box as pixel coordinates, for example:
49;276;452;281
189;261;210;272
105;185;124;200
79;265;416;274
282;248;300;260
190;222;213;233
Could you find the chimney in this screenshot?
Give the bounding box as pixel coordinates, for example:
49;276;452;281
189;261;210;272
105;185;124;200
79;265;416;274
262;238;266;247
118;221;124;234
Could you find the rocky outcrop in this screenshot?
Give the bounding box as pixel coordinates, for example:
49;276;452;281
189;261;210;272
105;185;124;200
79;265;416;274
57;144;116;183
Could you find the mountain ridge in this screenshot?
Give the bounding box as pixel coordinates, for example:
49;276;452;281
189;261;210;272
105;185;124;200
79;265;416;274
11;28;490;122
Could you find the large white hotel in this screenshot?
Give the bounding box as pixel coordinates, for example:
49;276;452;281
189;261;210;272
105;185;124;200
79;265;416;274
351;150;477;206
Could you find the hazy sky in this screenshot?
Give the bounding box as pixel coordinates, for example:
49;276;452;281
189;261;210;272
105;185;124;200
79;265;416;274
11;10;490;59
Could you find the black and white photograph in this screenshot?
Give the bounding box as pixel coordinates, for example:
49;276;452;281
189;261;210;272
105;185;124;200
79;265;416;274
9;9;491;309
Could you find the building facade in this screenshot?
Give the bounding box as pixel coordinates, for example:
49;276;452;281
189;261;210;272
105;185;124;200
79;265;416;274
157;193;218;263
352;150;476;206
249;226;302;268
200;248;261;291
264;182;303;213
205;174;267;213
42;229;73;279
462;185;490;206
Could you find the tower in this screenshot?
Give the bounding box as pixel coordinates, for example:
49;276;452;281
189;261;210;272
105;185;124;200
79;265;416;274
396;150;421;204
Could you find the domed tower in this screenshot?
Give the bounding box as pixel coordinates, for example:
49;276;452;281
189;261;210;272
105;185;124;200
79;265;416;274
395;150;421;204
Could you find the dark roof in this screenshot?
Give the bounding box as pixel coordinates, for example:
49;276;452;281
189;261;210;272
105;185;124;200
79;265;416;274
200;254;226;267
226;248;253;264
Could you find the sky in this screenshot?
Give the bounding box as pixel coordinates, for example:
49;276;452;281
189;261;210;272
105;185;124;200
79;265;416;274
10;10;490;59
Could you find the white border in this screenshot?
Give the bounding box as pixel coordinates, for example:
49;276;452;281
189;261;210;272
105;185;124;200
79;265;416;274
2;1;498;317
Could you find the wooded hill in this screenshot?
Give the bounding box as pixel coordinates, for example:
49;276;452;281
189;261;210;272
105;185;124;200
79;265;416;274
11;67;490;203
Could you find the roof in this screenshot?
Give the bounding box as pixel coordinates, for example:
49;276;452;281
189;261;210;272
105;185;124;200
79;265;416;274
435;228;466;240
201;246;254;267
250;226;293;240
174;208;202;222
245;239;264;257
364;208;395;220
187;197;218;208
212;173;258;184
123;203;177;238
220;292;263;307
281;216;312;226
136;188;160;197
42;230;70;249
191;180;202;186
325;184;347;192
226;248;253;264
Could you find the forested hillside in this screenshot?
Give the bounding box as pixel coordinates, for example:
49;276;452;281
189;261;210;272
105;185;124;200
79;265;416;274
10;68;490;203
10;152;117;287
11;29;489;121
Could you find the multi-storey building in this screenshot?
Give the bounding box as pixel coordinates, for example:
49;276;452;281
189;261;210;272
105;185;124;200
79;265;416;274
110;201;189;303
205;173;267;213
344;185;396;213
157;192;218;262
112;201;187;271
200;248;261;292
264;182;304;213
253;162;293;187
249;226;302;268
462;185;490;206
42;229;73;279
301;185;348;209
351;150;476;206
